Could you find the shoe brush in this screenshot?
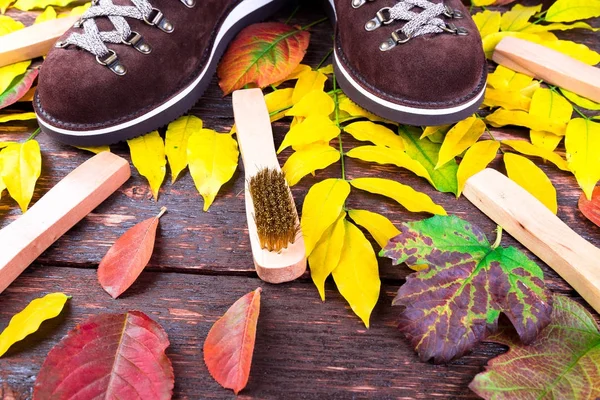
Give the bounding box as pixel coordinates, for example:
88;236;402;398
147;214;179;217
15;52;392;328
232;88;307;284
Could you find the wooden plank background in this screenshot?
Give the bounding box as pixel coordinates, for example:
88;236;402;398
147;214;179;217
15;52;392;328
1;1;599;398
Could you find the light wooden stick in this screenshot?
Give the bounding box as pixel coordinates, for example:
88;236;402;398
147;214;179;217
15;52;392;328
0;15;79;68
493;36;600;103
232;88;307;284
464;168;600;314
0;152;130;294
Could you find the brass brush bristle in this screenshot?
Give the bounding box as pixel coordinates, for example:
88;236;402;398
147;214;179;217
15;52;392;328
248;168;300;253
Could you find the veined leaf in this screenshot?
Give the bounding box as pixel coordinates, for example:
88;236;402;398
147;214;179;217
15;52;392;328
398;126;459;195
301;178;350;256
217;22;309;95
0;112;36;123
0;293;69;357
271;63;311;87
472;10;501;38
0;68;38;110
286;89;334;118
545;0;600;22
98;208;166;299
34;311;174;400
381;215;552;363
565;118;600;200
165;115;202;183
437;117;486;169
486;109;567;135
487;65;534;91
482;87;532;111
470;295;600;399
338;95;388;123
500;4;542;32
74;145;110;154
530;131;563;151
502;140;569;171
332;220;380;328
347;209;399;249
127;131;166;201
350;177;446;215
0;140;41;212
204;288;261;395
529;88;573;127
308;213;345;301
521;20;598;33
456;140;500;197
421;125;450;142
560;88;600;111
346;145;433;186
34;6;56;23
187;129;239;211
278;115;340;153
344;121;404;150
13;0;77;10
281;144;340;186
504;153;558;214
578;186;600;227
292;70;327;104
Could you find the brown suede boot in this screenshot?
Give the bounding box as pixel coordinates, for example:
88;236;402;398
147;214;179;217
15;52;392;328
34;0;286;146
326;0;487;125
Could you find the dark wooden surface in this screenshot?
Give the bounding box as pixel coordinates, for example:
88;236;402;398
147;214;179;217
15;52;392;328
1;3;599;399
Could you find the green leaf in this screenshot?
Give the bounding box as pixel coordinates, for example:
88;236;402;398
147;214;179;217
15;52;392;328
397;126;459;195
470;295;600;399
380;215;552;363
0;68;38;110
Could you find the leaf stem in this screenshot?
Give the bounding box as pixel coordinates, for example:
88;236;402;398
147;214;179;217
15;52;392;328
332;73;346;181
26;128;41;142
548;85;590;120
156;206;168;219
300;17;328;31
316;48;333;70
285;5;300;24
491;226;503;249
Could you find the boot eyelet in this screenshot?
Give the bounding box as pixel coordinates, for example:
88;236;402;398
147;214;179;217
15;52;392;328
443;5;464;19
96;50;127;76
123;31;152;54
441;23;469;35
144;8;174;33
180;0;195;7
380;30;411;51
353;0;374;8
365;7;392;31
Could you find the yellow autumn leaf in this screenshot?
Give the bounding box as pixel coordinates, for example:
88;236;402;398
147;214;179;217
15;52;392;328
282;144;340;186
473;10;501;38
483;87;532;111
486;109;567;135
58;2;90;17
0;140;41;212
0;141;13;148
456;140;500;197
74;145;110;154
343;121;404;150
286;89;334;118
272;63;312;88
13;0;77;11
421;125;451;141
346;145;433;186
0;14;23;35
187;129;238;211
545;0;600;23
437;117;486;169
34;5;55;23
521;21;598;33
502;139;569;171
0;0;14;13
471;0;495;6
0;293;69;357
487;65;535;91
500;4;542;32
0;112;36;123
165;115;202;183
565;118;600;200
0;155;5;199
318;64;334;74
308;213;346;301
530;131;563;152
338;94;388;123
350;177;446;215
127;131;165;201
504;153;558;213
347;209;399;249
301;178;350;257
0;16;30;95
560;88;600;111
331;220;380;328
278;115;340;153
292;70;328;104
265;88;294;112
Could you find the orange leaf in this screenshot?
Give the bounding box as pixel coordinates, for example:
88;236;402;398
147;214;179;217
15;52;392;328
97;207;166;298
204;288;261;395
217;22;310;95
579;186;600;227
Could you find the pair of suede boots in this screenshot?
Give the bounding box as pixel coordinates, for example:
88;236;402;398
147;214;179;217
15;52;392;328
34;0;487;146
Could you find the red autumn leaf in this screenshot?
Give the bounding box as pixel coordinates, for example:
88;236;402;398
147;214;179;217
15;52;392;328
204;288;262;394
0;68;38;110
33;311;174;400
217;22;310;95
579;186;600;227
98;207;166;298
469;295;600;399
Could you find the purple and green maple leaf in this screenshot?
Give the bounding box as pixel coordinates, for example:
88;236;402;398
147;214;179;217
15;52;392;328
381;215;553;363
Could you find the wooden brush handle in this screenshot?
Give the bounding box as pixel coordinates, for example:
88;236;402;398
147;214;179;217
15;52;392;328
464;168;600;314
493;37;600;103
0;152;130;294
0;15;79;68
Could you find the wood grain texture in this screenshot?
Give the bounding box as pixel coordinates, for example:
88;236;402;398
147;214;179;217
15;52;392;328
0;2;599;398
